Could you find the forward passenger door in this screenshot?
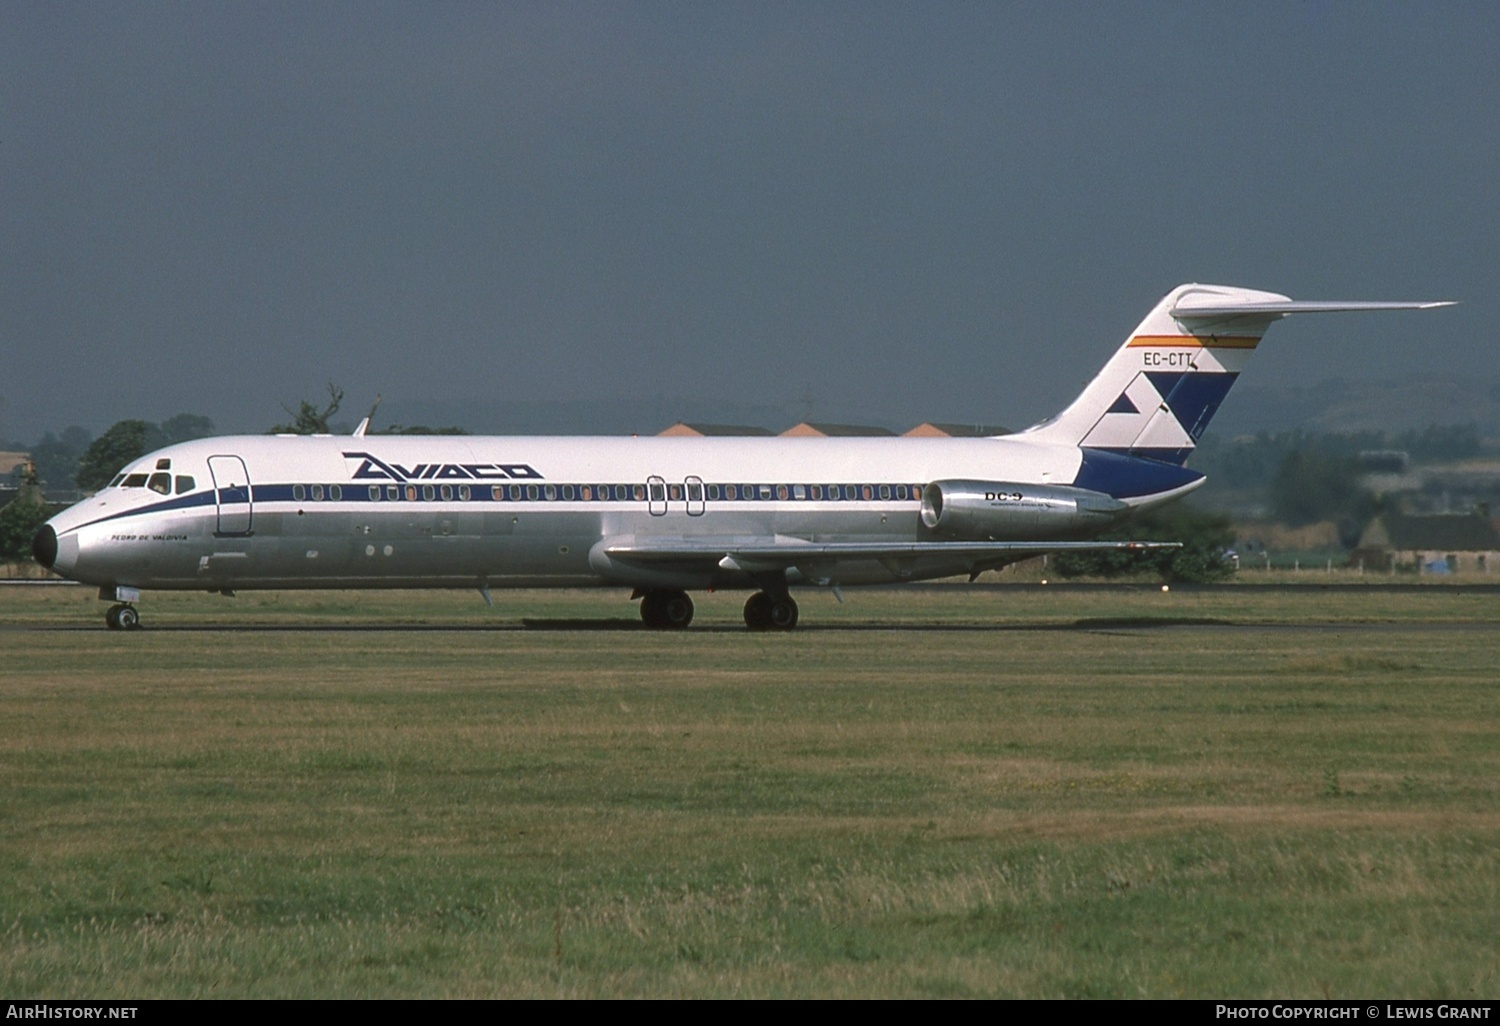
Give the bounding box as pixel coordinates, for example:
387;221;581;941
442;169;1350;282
207;455;253;536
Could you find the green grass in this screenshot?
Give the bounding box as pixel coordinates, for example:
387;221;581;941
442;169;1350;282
1;586;1497;997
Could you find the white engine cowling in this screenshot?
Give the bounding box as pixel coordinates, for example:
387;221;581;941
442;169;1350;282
919;480;1129;540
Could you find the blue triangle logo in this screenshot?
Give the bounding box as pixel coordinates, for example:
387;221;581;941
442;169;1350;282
1106;392;1138;415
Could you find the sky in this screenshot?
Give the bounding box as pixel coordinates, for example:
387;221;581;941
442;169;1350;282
3;2;1497;441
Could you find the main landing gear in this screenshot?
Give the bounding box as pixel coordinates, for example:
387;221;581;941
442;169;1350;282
743;591;798;631
105;604;140;630
639;589;695;630
636;589;801;631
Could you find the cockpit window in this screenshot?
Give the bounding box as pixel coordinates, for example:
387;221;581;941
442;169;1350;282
109;474;125;487
156;458;172;470
147;473;172;495
175;475;195;494
121;474;148;488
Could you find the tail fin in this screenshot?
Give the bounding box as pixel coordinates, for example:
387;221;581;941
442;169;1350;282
1020;283;1454;465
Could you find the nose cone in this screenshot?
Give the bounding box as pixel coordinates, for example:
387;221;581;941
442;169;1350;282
32;524;58;569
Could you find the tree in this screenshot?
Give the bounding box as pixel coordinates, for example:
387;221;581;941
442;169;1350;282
375;424;468;435
75;420;152;493
270;384;344;435
157;413;216;445
1051;504;1238;583
1269;449;1376;547
0;494;50;561
25;426;93;490
0;462;49;561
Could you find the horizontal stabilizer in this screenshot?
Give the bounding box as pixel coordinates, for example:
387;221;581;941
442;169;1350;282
1171;298;1455;319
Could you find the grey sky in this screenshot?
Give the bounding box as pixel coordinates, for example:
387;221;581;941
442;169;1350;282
3;2;1496;440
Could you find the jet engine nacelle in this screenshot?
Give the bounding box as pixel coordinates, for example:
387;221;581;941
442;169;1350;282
919;479;1129;540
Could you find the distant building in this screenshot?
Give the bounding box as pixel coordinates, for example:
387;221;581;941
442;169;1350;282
779;422;895;438
657;423;775;437
0;451;30;477
1;452;30;501
902;422;1013;438
1352;512;1500;573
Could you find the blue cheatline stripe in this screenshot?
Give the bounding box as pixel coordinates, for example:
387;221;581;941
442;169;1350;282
66;491;218;532
65;480;929;532
258;482;926;504
1072;448;1203;500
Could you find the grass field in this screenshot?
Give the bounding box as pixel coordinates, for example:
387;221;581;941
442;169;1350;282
2;585;1497;997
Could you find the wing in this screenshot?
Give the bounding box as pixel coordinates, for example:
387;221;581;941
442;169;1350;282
599;535;1179;582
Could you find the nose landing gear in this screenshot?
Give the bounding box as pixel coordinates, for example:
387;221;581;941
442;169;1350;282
105;604;140;630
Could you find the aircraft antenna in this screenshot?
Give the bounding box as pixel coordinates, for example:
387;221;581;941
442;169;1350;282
352;394;382;437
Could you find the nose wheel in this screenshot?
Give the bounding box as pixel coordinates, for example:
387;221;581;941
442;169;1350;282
105;604;140;630
744;592;798;631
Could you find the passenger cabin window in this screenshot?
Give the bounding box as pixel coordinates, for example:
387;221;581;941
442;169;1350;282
147;473;171;495
175;475;195;494
122;474;148;488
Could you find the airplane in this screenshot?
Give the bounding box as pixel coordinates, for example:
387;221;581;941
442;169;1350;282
32;284;1452;631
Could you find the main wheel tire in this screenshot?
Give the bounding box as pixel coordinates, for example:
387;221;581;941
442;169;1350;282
659;591;694;629
105;604;122;630
640;591;693;630
767;597;799;630
639;592;665;628
115;606;140;631
743;592;772;631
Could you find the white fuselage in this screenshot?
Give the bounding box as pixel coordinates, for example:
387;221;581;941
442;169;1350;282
38;432;1195;594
